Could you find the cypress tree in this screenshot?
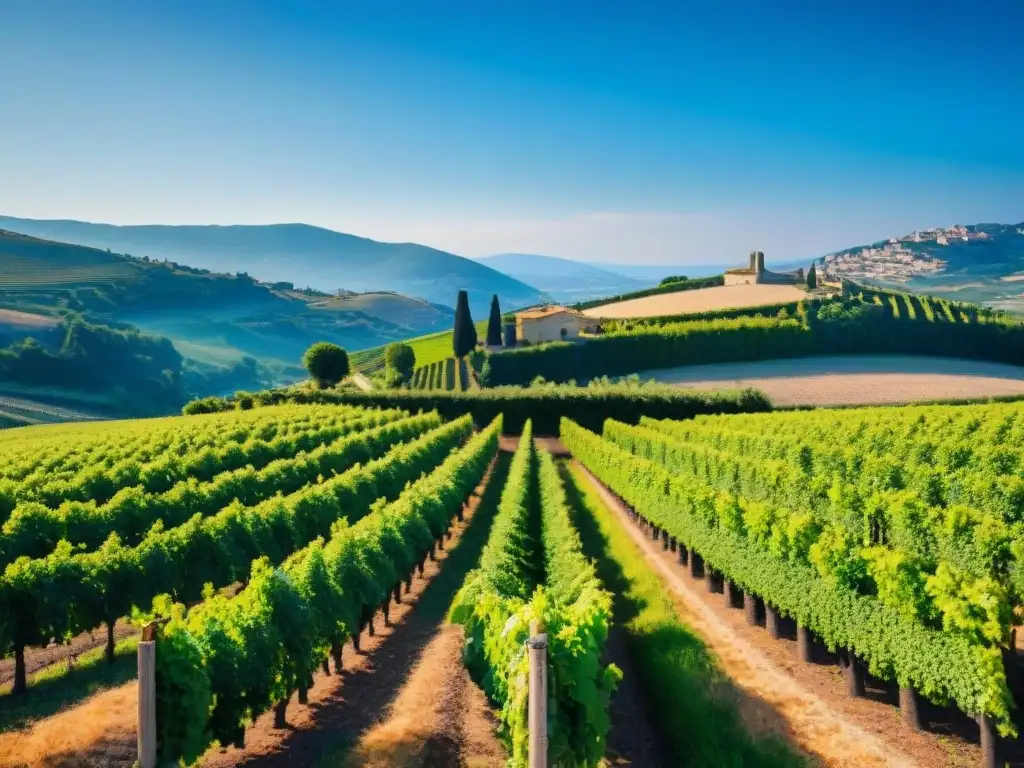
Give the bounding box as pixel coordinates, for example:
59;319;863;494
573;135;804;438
453;290;477;357
807;263;817;290
486;294;503;346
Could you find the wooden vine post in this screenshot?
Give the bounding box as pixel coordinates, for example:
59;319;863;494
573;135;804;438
528;618;548;768
138;621;159;768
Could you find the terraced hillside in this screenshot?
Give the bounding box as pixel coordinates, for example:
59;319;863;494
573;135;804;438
0;231;140;290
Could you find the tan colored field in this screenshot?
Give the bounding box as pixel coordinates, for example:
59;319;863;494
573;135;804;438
645;355;1024;406
583;283;807;319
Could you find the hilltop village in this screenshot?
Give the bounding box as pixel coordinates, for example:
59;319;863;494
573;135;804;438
821;225;993;283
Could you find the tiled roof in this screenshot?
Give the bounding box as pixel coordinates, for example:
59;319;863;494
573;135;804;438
517;305;576;320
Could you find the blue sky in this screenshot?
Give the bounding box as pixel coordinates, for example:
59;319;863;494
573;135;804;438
1;0;1022;265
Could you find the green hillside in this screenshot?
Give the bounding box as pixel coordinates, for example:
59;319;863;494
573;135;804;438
0;230;464;414
351;319;488;374
0;216;549;317
0;232;139;290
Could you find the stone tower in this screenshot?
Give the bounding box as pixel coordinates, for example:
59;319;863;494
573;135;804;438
755;251;765;276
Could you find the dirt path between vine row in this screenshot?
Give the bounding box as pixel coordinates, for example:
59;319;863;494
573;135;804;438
572;460;986;768
202;457;507;768
340;624;505;768
0;457;507;768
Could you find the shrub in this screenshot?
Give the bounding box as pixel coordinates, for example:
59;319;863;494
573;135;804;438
384;342;416;383
302;342;350;388
181;382;771;434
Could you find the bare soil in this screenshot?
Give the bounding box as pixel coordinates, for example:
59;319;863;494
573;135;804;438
583;284;808;319
573;461;985;768
341;625;505;768
645;355;1024;406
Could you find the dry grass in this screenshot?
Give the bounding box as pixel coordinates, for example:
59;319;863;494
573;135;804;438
645;355;1024;406
343;625;504;768
0;683;136;768
583;284;808;319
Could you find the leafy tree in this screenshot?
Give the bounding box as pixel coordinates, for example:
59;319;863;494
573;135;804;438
486;294;503;346
807;263;818;290
384;342;416;384
452;290;477;358
302;342;350;388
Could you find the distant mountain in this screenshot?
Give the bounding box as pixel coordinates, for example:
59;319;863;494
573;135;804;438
476;253;645;301
585;262;724;282
0;216;547;317
815;222;1024;313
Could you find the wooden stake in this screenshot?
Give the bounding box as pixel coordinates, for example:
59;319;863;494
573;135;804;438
137;639;157;768
528;620;548;768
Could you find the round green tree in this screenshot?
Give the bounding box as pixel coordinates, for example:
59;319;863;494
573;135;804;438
384;342;416;384
302;342;350;388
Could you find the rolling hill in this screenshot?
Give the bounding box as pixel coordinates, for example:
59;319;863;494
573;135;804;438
817;221;1024;311
0;216;547;317
0;229;455;390
476;253;646;301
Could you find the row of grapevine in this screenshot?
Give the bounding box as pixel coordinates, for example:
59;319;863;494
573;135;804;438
0;401;355;481
0;415;473;695
410;359;448;390
0;404;373;515
451;422;618;767
409;357;473;391
604;418;1020;636
154;415;503;764
561;417;1016;737
652;401;1024;514
0;411;428;568
640;409;1024;526
0;406;399;523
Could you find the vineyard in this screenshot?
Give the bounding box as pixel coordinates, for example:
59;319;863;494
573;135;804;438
563;401;1024;762
2;394;1022;767
409;356;477;391
451;422;618;766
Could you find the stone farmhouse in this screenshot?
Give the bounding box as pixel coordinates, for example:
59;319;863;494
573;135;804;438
724;251;804;286
514;305;588;345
